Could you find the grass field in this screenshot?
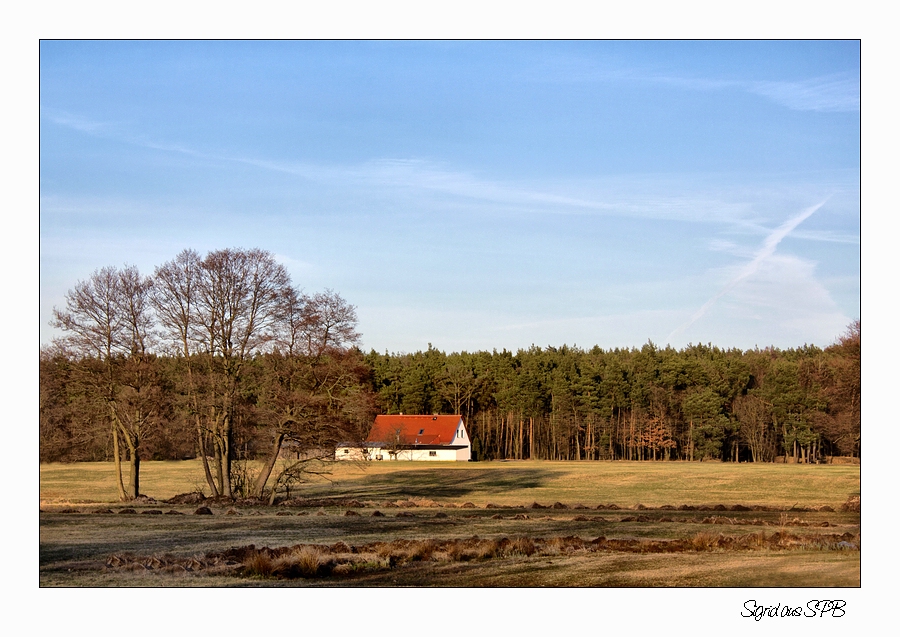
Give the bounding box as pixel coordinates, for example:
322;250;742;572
39;460;860;587
40;459;860;509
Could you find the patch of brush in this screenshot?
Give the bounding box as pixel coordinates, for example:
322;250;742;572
104;529;861;580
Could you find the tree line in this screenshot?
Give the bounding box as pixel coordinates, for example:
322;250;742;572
365;326;860;463
41;248;860;501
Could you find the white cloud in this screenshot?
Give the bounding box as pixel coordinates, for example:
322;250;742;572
655;73;859;113
273;253;319;282
708;239;740;253
41;108;111;134
522;53;860;114
668;200;827;340
730;255;851;338
749;75;860;113
42;104;855;234
789;229;860;244
673;253;851;348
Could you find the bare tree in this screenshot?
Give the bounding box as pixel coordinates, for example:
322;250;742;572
152;249;220;491
249;289;371;499
51;249;370;500
153;248;291;497
52;265;158;500
296;289;361;357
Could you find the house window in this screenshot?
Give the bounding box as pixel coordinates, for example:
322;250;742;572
429;451;437;457
343;449;350;454
419;429;425;435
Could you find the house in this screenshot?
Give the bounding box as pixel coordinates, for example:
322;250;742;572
336;414;471;461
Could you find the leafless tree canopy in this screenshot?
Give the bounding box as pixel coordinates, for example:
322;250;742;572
51;264;159;500
52;264;156;358
48;248;371;501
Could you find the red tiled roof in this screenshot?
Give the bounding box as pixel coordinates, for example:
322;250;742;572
367;415;464;446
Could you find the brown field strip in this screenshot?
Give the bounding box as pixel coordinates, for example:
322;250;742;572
39;460;860;587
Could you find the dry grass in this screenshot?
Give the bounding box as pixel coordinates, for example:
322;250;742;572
40;459;860;510
242;552;275;578
40;459;860;587
273;546;326;577
94;529;859;585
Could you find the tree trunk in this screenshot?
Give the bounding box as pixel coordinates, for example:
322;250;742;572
574;409;581;461
689;419;694;462
197;422;219;497
529;417;534;460
611;413;617;459
586;416;592;460
111;421;128;501
518;419;523;460
119;429;140;498
629;408;635;461
253;432;286;498
129;445;140;498
213;435;225;496
222;416;233;498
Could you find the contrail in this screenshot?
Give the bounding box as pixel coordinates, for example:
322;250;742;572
667;199;828;343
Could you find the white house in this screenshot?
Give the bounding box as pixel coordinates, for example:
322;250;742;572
336;414;471;461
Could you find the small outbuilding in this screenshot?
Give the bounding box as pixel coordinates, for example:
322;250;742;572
336;414;471;461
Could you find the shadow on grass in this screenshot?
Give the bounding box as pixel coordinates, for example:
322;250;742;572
328;468;559;500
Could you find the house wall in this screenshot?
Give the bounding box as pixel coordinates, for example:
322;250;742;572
455;422;471;460
334;446;368;461
393;447;459;461
335;445;469;461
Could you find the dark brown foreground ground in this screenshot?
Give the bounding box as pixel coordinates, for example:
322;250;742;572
40;497;860;587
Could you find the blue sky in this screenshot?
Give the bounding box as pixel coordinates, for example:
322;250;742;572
40;40;860;353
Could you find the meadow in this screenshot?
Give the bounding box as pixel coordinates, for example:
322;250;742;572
39;460;860;587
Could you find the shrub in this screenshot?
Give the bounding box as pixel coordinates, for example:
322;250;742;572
243;552;275;577
407;540;437;562
290;546;325;577
841;495;860;512
690;532;719;551
475;539;500;560
375;543;394;560
330;541;353;554
500;537;536;557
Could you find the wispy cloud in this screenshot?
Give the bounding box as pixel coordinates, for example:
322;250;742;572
667;199;829;343
748;75;860;113
652;73;858;113
524;54;860;114
723;255;852;342
789;229;860;244
42;109;757;224
41;108;112;134
43;107;855;240
287;158;766;226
